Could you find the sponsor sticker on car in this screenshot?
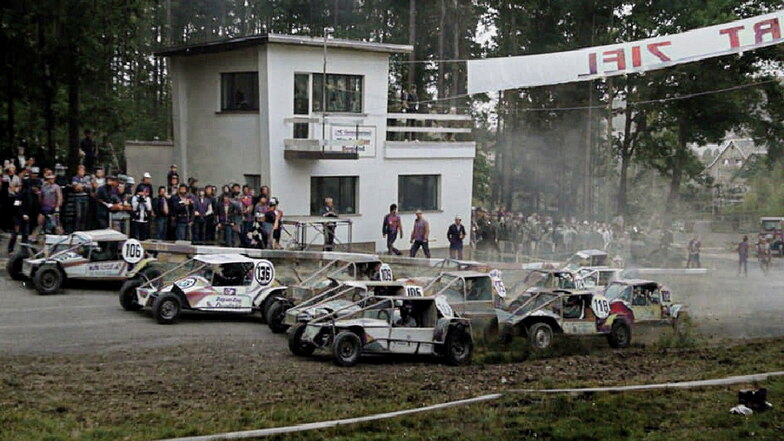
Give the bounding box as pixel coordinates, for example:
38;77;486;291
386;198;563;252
176;277;197;290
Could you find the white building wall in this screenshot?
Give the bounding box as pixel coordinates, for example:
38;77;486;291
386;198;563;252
172;48;262;187
170;42;474;252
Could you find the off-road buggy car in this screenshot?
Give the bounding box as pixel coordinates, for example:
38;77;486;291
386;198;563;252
290;295;473;367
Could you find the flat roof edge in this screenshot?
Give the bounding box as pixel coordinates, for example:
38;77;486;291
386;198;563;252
155;33;412;57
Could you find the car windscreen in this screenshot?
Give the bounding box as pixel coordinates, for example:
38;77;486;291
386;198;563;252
430;275;464;304
604;283;631;302
761;220;781;230
512;293;558;317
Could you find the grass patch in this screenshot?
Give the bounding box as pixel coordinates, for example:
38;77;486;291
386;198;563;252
2;337;783;441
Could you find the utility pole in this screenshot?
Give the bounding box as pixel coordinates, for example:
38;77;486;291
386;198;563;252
322;28;328;156
165;0;172;44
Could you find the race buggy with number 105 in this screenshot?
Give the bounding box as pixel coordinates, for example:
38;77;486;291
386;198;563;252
15;230;159;295
124;254;285;324
290;294;474;367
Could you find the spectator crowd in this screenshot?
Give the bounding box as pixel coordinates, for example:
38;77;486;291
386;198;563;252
471;208;621;259
1;136;291;255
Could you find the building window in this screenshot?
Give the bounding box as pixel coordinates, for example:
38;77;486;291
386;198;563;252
312;74;363;113
221;72;259;111
310;176;358;215
398;175;440;212
244;174;261;190
293;74;310;138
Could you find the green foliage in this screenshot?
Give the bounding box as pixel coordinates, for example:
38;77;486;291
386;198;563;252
730;160;784;217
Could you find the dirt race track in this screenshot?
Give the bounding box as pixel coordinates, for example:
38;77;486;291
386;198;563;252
2;251;783;356
1;251;784;440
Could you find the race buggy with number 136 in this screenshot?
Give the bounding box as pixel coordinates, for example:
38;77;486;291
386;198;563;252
124;254;286;324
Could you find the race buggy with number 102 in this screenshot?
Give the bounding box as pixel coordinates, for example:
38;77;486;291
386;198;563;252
17;230;159;295
291;294;474;367
125;254;285;324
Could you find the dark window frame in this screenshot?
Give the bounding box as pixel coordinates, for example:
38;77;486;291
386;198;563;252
310;176;359;215
312;73;363;114
398;175;440;212
221;72;259;112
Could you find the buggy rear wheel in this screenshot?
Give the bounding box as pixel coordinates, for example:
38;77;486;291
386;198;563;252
266;301;289;334
119;278;144;311
33;266;62;295
6;253;27;281
445;326;473;366
607;321;631;348
332;331;361;367
288;323;316;356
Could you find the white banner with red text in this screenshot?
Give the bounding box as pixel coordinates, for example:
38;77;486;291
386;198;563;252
467;10;784;94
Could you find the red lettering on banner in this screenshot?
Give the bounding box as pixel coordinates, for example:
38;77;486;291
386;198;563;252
647;41;672;62
754;18;781;44
631;46;642;67
603;49;626;71
587;52;598;75
720;26;745;48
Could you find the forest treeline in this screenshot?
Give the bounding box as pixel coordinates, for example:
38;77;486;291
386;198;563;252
2;1;783;221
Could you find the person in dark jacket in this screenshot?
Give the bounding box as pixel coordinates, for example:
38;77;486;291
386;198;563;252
170;184;191;241
447;215;467;260
152;186;169;240
191;188;212;243
6;169;31;254
216;193;241;247
95;176;119;229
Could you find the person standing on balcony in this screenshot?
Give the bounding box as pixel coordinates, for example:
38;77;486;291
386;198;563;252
321;197;338;252
406;85;419;141
382;203;402;255
409;210;431;258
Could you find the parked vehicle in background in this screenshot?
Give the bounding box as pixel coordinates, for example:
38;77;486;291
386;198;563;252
19;230;158;295
562;249;611;271
759;217;784;257
290;295;473;367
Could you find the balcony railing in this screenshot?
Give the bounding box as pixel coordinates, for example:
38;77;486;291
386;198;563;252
282;112;475;160
385;113;475;159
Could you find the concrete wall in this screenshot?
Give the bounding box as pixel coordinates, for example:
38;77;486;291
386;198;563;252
124;140;174;189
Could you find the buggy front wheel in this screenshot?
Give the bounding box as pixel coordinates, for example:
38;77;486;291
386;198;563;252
332;331;362;367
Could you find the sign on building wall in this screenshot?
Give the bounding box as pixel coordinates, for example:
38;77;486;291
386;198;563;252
331;125;376;157
468;10;784;93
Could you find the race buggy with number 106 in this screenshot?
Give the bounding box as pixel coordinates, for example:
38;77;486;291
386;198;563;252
124;254;286;324
17;230;159;295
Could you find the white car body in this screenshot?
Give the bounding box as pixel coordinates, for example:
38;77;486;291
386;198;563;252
135;254;284;318
22;230;149;281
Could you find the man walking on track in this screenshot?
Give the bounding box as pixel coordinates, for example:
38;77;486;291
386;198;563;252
382;204;402;255
409;210;431;258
